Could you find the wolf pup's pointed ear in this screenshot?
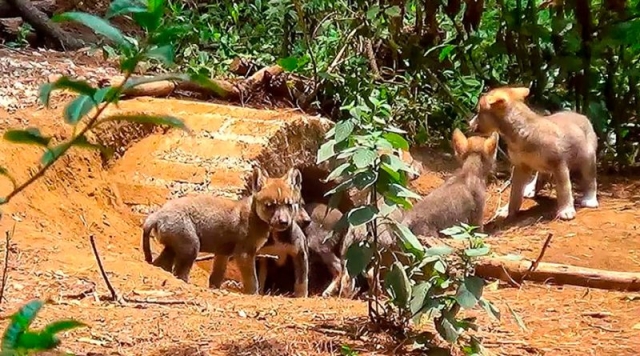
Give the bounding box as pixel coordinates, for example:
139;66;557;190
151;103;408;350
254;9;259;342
511;87;530;101
286;167;303;191
252;167;268;192
484;132;499;158
452;128;469;158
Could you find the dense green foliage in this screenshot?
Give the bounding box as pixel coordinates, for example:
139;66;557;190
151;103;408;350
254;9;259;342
165;0;640;168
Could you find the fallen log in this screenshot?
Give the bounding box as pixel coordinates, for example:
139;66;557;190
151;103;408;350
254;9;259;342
475;258;640;292
0;0;55;17
101;65;285;101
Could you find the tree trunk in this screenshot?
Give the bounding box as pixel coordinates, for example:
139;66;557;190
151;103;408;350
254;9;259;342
3;0;84;50
0;0;55;17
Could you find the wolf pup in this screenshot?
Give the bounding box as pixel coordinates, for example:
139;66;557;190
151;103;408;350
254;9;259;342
402;129;499;235
257;206;311;298
141;167;303;295
469;86;599;220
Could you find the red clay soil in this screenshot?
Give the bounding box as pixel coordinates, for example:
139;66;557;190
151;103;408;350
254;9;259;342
0;50;638;355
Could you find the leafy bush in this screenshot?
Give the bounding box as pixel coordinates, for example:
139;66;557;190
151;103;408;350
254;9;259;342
318;90;499;352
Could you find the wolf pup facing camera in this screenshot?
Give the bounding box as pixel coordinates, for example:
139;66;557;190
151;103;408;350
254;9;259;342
469;86;599;220
141;167;303;295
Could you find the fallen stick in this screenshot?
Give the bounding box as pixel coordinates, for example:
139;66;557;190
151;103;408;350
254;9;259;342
522;233;553;279
196;253;278;262
0;223;14;305
475;258;640;292
89;234;122;303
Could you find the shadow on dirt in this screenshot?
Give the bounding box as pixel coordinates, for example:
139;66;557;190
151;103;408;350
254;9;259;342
215;316;432;356
484;196;558;234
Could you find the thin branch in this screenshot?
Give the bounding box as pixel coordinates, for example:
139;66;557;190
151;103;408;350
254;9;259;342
522;233;553;280
89;234;122;303
0;222;14;305
195;253;278;262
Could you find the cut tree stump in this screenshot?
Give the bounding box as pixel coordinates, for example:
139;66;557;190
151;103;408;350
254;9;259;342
0;0;55;17
475;257;640;292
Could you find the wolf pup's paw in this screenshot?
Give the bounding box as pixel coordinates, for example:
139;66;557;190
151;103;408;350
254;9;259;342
556;205;577;220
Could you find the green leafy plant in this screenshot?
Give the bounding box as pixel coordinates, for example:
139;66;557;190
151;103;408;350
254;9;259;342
1;300;85;355
318;89;500;352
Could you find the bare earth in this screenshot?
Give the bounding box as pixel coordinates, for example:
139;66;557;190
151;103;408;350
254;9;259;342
0;48;638;356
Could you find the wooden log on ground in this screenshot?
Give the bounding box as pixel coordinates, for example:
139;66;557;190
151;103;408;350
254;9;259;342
0;0;55;18
475;257;640;292
100;65;286;101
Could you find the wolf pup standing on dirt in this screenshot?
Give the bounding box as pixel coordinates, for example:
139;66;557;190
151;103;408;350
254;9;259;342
402;129;499;236
469;86;599;220
257;206;311;298
141;167;304;294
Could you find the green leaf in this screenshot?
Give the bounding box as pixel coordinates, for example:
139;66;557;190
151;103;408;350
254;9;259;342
382;132;409;150
384;5;402;17
64;95;95;124
389;184;421;199
455;276;484;309
41;143;71;166
100;114;189;132
133;12;162;31
53;12;130;48
438;44;456;62
424;245;454;256
381;154;415;174
42;320;86;335
3;128;51;146
324;178;354;196
390;222;425;258
464;246;490;257
352;149;377;169
436;315;462;343
506;303;528;331
334;119;355;143
106;0;147;18
2;300;44;351
39;77;96;107
325;162;351;182
145;45;175;65
317;140;336;164
353;171;377;189
433;260;447;274
478;298;500;321
366;5;380;19
410;282;431;316
380;163;401;182
384;261;411;307
440;226;465;236
0;166;16;188
93;87;117;104
345;241;373;277
277;56;301;71
347;206;377;226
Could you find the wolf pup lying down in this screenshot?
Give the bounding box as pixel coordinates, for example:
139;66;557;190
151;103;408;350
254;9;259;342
469;86;599;220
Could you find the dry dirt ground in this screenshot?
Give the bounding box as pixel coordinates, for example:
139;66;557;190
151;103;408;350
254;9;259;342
0;47;638;356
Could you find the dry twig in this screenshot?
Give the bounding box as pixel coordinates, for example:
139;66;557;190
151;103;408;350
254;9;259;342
89;234;122;303
522;233;553;280
0;223;14;305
